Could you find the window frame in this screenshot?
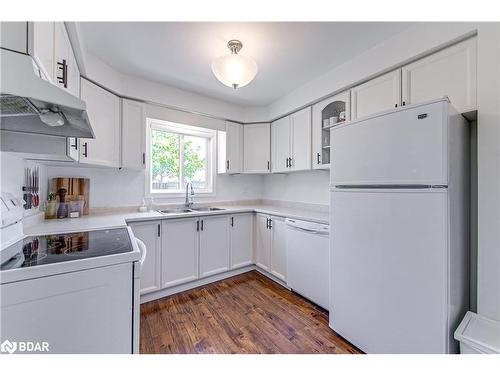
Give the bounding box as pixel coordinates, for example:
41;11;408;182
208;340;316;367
145;118;216;198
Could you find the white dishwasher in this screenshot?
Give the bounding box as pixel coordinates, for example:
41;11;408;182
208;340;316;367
285;218;330;310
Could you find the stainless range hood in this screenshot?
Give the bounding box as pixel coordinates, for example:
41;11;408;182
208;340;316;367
0;48;95;138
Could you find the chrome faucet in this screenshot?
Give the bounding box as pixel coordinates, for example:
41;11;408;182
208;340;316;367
184;182;195;208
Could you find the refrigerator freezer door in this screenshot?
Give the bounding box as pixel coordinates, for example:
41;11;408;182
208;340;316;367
331;101;448;186
330;189;449;353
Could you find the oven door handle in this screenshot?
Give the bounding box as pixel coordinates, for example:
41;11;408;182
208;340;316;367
135;238;147;271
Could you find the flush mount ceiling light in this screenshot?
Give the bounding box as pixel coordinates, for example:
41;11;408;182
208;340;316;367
211;40;258;89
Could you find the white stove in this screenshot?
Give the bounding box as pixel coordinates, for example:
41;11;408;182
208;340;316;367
0;192;145;354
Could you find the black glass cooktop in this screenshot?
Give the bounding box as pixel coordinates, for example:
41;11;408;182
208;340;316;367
1;228;134;271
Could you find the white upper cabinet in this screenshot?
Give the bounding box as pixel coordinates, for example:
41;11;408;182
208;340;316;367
271;107;312;173
312;91;351;170
243;123;271;173
402;37;477;114
351;69;402;120
289;107;312;171
199;216;230;278
53;22;80;98
30;22;54;83
121;99;146;170
130;221;161;295
230;214;254;269
271;116;290;173
79;78;121;168
218;121;243;174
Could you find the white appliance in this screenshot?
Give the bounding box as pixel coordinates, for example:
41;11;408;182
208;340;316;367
329;98;470;354
0;193;146;354
286;218;330;310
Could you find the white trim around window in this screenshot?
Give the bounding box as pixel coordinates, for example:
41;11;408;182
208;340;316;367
145;118;217;198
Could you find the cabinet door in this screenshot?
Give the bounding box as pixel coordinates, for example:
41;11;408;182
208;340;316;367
226;121;243;173
270;216;287;281
290;107;312;171
130;221;161;295
402;38;477;114
161;218;199;288
230;214;254;269
312;91;351;170
271;116;290;173
66;46;80;98
79;78;121;168
0;22;27;53
31;22;55;82
199;216;230;277
53;23;70;92
351;69;401;120
243;123;270;173
121;99;146;170
254;214;271;271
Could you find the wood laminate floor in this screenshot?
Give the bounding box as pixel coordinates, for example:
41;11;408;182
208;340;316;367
140;271;361;354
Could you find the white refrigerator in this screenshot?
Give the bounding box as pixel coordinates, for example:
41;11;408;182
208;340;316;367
329;98;470;354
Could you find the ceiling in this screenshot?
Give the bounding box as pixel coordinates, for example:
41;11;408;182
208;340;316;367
78;22;413;107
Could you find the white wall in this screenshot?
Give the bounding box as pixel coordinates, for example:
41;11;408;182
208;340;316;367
0;152;47;214
84;53;246;123
261;170;330;206
476;23;500;321
44;165;263;208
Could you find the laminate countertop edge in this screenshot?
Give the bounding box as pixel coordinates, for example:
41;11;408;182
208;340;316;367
24;205;329;236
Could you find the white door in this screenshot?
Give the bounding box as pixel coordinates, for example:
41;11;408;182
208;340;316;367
121;99;146;170
230;214;254;269
255;214;271;270
130;221;161;295
270;216;287;281
402;37;477;114
271;116;290;173
351;69;401;120
290;107;312;171
226;121;243;173
243;123;270;173
161;218;199;288
79;78;121;168
199;215;230;277
31;22;55;82
330;189;448;353
331;100;448;186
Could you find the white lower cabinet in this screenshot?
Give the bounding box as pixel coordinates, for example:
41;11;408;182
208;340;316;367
269;216;287;281
161;218;199;288
255;214;271;271
254;214;287;281
230;214;254;269
130;221;161;295
199;216;230;277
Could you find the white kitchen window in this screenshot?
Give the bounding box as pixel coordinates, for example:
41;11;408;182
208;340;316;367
147;119;215;196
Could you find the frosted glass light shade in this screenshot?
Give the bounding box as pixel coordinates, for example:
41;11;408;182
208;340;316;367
211;53;258;89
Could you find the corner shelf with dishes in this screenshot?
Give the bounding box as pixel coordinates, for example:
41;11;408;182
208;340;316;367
312;91;351;170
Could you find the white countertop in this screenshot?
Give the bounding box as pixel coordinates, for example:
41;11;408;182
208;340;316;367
24;204;329;236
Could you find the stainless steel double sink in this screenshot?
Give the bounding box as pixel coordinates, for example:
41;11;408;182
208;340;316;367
158;207;225;215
